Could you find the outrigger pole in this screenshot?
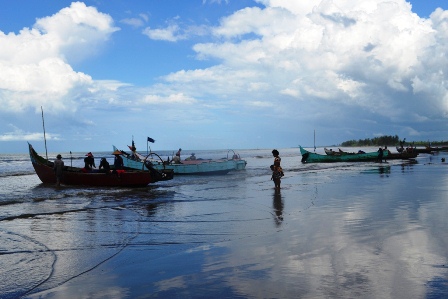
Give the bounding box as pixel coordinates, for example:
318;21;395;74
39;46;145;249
41;106;48;160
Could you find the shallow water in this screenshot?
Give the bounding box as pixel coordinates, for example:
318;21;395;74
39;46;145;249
1;147;448;298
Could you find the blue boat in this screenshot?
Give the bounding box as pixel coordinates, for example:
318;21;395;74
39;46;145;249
113;146;247;175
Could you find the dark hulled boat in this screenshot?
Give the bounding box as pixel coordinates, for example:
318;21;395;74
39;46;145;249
28;143;171;187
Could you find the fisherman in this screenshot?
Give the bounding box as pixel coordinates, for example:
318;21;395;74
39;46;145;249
53;154;64;186
112;150;124;170
83;152;96;172
173;148;182;163
377;147;384;163
99;157;110;173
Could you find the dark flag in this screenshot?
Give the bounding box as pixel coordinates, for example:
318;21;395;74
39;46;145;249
130;140;136;151
147;137;155;143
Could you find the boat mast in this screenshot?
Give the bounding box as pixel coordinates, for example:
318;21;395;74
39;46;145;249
314;129;316;152
41;106;48;160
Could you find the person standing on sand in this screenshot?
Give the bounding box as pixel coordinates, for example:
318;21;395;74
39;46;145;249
271;149;284;190
53;154;64;186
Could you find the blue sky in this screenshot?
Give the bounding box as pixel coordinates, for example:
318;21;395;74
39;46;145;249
1;0;448;153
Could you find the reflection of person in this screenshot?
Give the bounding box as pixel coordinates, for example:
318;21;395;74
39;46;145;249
84;152;96;172
112;150;124;170
99;158;110;173
271;149;284;190
53;154;64;186
273;191;284;226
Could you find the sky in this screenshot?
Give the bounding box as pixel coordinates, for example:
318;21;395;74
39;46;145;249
1;0;448;153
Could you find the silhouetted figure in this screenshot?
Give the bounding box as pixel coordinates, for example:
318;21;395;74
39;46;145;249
53;154;64;186
271;149;284;189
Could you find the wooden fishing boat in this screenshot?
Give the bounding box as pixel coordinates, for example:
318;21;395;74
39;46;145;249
300;146;386;163
410;147;432;154
397;146;430;154
113;146;247;175
338;148;418;160
28;143;168;187
426;146;448;152
384;151;418;160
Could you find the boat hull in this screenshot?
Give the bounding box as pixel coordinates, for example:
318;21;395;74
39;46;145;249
300;146;386;163
385;152;418;160
150;159;246;175
426;146;448;152
29;143;156;187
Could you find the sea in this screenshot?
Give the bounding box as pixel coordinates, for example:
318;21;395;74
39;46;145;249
1;146;448;299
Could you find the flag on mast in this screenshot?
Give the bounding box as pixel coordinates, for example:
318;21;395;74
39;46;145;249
147;137;155;143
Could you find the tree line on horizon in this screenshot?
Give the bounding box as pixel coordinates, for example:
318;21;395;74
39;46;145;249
340;135;447;147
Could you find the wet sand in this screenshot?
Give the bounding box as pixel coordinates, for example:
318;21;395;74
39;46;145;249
18;152;448;299
1;149;448;298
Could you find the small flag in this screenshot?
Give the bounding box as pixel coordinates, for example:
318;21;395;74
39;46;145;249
147;137;155;143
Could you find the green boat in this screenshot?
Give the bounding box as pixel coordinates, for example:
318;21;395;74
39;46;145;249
300;146;387;163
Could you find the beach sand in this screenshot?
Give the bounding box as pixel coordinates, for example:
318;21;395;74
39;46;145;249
18;153;448;298
2;149;448;298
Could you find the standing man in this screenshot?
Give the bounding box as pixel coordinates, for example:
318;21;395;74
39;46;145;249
377;147;384;163
53;154;64;186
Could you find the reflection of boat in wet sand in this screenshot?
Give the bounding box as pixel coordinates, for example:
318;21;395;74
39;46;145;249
300;146;385;163
28;143;164;187
114;146;247;175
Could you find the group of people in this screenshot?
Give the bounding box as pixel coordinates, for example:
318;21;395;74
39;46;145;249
82;151;124;173
52;150;125;186
377;146;392;163
172;148;198;163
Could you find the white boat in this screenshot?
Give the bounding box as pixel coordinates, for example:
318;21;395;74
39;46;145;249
112;146;246;175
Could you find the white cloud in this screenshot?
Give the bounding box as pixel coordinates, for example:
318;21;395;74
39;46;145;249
2;0;448;152
142;24;185;42
0;124;60;141
120;18;145;28
0;2;118;114
140;93;198;105
187;0;448;123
